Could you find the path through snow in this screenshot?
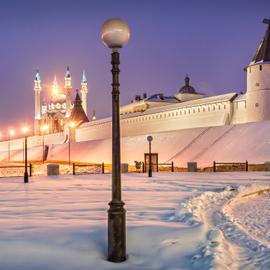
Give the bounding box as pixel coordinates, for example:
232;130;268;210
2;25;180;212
0;172;270;269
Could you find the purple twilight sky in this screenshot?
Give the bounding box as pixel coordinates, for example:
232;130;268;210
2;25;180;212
0;0;269;133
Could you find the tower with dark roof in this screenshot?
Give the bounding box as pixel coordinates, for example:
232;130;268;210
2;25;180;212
70;90;89;125
246;19;270;123
179;75;197;94
175;75;204;102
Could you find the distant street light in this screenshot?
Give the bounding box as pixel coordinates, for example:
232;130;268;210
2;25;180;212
22;127;29;183
40;124;49;163
68;121;76;167
147;136;153;177
101;18;130;262
8;129;15;162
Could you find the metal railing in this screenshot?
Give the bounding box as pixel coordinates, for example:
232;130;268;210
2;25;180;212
142;162;174;173
72;163;105;175
213;160;248;172
0;164;33;177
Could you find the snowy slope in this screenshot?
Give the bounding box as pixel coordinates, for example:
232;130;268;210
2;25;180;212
46;120;270;167
2;120;270;167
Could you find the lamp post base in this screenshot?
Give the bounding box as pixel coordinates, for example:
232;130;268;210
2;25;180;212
24;172;29;183
108;200;126;262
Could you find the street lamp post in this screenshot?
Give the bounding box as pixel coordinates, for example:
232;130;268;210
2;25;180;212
147;136;153;177
8;129;15;163
101;18;130;262
68;127;71;167
68;121;76;167
22;127;29;183
41;124;48;163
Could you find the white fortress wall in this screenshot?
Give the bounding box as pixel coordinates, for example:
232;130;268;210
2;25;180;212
230;94;247;124
0;132;65;153
47;120;270;167
75;118;112;142
76;93;237;142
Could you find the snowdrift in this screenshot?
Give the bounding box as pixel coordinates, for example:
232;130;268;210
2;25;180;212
2;120;270;167
47;120;270;167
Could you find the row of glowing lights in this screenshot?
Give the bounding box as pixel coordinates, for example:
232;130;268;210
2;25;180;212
0;122;77;139
0;126;31;139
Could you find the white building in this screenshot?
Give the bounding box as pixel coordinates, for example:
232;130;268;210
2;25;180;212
76;20;270;142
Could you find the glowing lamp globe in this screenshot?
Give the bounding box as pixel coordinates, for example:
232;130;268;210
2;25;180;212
22;127;29;134
101;18;130;49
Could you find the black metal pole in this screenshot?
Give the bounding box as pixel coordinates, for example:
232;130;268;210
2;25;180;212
102;162;105;174
148;141;152;177
108;50;126;262
23;140;24;163
73;163;75;175
42;133;45;163
69;126;71;167
24;136;29;183
8;136;10;162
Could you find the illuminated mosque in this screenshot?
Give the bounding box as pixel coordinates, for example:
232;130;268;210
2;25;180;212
34;67;89;135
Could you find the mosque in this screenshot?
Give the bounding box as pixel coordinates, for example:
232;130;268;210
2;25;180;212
34;67;89;135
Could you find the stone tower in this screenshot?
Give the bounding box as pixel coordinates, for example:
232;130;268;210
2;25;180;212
246;19;270;123
80;71;88;116
65;66;72;117
34;70;42;135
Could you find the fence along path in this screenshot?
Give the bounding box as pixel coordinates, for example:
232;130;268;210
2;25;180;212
72;163;105;175
0;164;33;177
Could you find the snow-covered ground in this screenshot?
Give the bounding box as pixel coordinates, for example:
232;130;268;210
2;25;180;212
1;172;270;269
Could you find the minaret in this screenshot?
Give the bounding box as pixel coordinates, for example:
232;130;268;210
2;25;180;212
246;19;270;123
81;70;88;116
34;70;42;135
92;110;96;121
65;66;72;117
52;76;59;96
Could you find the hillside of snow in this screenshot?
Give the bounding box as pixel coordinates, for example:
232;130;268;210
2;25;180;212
48;120;270;166
2;120;270;167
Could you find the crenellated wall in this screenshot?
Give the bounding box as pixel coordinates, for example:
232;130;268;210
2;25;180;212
76;93;238;142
